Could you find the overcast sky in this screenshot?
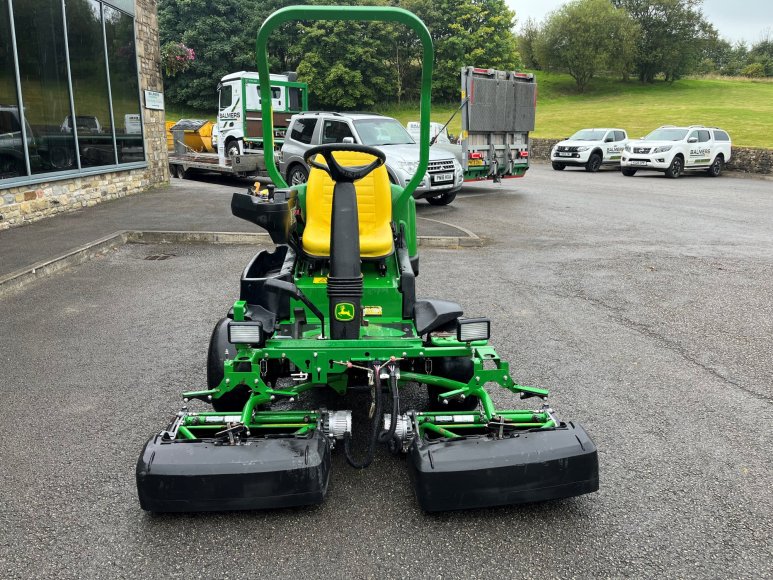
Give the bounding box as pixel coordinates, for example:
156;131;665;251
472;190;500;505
506;0;773;44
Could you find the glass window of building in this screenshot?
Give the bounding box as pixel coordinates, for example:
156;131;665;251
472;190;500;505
104;4;143;163
66;0;116;168
0;0;26;179
0;0;144;186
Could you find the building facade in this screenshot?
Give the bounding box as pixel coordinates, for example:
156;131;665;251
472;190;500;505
0;0;167;230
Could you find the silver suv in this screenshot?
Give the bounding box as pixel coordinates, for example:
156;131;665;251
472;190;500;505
279;112;464;205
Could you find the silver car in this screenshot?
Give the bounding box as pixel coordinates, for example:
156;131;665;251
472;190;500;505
279;112;463;205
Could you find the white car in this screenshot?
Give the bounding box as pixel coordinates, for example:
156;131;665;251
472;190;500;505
281;112;464;206
551;128;628;172
621;126;732;178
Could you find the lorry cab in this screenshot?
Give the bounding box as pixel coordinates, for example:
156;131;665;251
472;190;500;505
216;71;308;162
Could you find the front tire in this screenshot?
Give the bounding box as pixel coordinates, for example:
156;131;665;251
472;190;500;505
552;162;566;171
426;190;457;206
286;163;309;186
225;139;241;159
207;318;248;412
665;156;683;179
585;152;602;173
622;168;637;177
707;155;723;177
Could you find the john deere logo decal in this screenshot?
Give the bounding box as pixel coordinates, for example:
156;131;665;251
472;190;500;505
335;302;355;321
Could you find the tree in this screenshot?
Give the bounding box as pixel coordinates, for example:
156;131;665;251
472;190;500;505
416;0;522;101
158;0;302;111
534;0;638;92
612;0;716;82
517;18;541;69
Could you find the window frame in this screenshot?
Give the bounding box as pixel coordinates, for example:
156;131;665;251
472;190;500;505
1;0;146;190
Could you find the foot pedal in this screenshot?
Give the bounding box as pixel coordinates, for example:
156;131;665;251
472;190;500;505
408;422;598;512
136;430;331;513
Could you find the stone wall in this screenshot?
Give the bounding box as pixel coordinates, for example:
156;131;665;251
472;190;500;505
0;0;168;231
530;138;772;176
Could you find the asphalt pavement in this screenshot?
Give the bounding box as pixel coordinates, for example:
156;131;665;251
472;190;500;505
0;163;771;578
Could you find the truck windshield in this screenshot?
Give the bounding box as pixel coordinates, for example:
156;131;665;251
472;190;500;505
354;118;415;146
569;129;607;141
644;128;689;141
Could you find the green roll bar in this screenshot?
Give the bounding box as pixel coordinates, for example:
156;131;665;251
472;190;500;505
255;6;433;209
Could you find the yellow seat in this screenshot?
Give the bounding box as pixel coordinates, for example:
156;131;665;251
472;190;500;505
302;151;393;259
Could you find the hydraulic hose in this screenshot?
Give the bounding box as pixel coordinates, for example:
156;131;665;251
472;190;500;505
343;363;400;468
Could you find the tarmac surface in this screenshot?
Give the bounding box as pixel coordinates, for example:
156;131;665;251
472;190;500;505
1;163;772;578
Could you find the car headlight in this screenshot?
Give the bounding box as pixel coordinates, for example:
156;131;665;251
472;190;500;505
577;146;590;152
652;145;672;153
397;160;419;175
624;144;631;153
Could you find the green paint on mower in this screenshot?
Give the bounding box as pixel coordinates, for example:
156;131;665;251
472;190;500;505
136;5;598;513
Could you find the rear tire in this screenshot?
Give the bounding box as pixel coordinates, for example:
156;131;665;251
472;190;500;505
621;168;637;177
707;155;723;177
286;163;309;186
665;156;683;179
551;162;566;171
585;152;602;173
426;190;457;206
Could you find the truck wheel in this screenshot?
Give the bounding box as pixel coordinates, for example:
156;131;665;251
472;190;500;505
225;139;240;159
207;318;249;412
551;162;566;171
426;357;479;412
585;152;602;173
621;168;637;177
665;156;683;178
707;155;723;177
287;164;309;186
426;191;456;206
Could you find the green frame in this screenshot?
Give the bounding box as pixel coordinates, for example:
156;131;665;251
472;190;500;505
255;5;433;208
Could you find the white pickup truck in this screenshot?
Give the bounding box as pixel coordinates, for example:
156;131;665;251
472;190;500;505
621;125;732;178
551;128;628;172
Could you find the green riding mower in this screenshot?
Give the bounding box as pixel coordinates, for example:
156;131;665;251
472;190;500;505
136;6;598;513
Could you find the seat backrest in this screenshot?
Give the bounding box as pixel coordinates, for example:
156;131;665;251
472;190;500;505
303;151;393;258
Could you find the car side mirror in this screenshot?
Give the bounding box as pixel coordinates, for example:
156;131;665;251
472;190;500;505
688;137;698;143
605;137;614;143
342;136;355;144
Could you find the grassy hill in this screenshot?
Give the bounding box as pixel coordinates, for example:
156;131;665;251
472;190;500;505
167;73;773;149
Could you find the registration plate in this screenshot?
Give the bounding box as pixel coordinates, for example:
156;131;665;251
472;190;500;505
557;152;572;157
432;173;453;183
630;160;648;166
468;159;484;167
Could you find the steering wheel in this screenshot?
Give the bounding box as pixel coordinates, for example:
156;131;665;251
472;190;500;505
304;143;386;183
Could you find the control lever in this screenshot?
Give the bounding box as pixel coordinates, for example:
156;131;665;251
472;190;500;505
264;279;326;338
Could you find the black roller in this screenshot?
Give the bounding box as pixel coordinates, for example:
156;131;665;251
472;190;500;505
136;430;331;513
408;422;598;512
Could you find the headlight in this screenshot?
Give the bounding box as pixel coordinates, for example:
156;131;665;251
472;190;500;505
457;318;491;342
397;160;419;175
228;321;265;346
624;144;631;153
577;146;590;152
653;145;672;153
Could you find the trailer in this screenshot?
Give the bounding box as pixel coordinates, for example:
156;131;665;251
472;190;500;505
459;67;536;180
168;120;267;179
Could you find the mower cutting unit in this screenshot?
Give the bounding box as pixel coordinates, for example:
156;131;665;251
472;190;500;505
136;6;599;513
